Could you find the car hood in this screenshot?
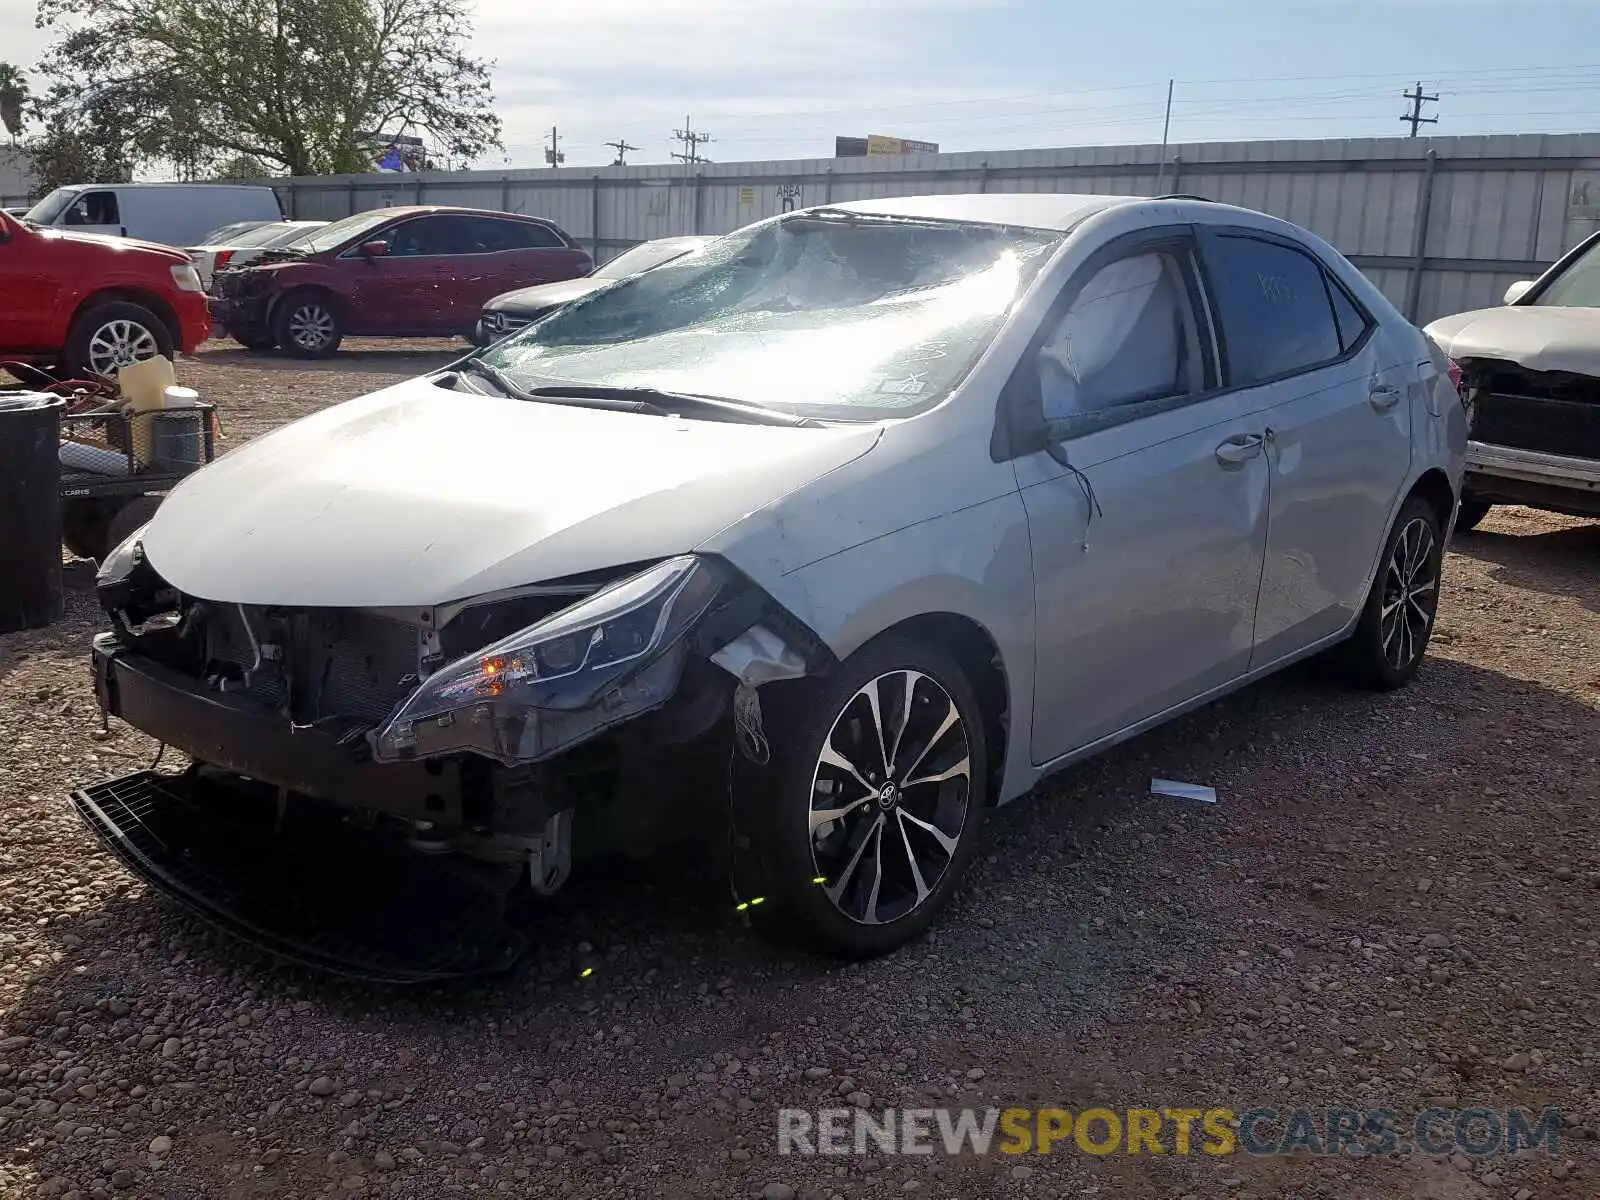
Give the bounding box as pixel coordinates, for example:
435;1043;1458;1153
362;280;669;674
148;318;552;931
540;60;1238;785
39;229;189;262
484;277;607;313
1426;305;1600;376
140;374;882;608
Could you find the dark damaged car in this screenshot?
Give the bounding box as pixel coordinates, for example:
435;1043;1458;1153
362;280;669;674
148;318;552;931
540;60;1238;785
80;193;1464;981
210;205;592;357
1426;228;1600;527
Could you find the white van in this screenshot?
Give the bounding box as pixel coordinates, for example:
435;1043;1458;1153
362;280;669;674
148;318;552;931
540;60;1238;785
20;183;283;249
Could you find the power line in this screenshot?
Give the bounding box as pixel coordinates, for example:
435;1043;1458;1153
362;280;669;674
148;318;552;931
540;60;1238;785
604;138;640;166
1402;81;1440;137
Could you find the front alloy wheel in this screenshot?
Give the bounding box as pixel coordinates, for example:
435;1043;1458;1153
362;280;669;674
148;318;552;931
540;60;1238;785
743;636;988;957
273;292;343;358
811;671;972;926
86;319;161;375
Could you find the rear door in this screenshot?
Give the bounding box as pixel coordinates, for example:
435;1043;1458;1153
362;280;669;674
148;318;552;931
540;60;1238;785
450;216;592;327
1196;227;1414;666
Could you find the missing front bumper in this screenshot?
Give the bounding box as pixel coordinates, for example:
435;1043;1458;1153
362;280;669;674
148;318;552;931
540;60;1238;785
72;769;527;983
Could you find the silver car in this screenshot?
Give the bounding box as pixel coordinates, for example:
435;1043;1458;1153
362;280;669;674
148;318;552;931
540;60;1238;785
84;193;1466;975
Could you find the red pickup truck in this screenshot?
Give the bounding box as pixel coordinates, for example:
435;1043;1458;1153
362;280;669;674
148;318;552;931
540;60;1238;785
0;209;211;378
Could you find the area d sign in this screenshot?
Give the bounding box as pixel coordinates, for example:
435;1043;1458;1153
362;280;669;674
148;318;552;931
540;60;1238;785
866;134;939;155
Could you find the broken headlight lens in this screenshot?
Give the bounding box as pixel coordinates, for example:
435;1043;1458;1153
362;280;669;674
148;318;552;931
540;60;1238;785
96;523;152;588
372;555;723;765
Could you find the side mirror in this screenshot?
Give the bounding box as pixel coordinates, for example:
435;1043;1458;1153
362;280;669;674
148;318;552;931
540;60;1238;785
359;239;389;259
1503;279;1534;305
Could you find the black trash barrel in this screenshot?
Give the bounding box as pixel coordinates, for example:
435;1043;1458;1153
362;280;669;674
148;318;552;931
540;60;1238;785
0;393;66;634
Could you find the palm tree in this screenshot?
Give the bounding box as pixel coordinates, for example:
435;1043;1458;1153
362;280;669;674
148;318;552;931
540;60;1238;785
0;62;29;142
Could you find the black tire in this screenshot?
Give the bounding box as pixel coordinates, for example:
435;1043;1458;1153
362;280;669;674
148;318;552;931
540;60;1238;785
104;495;165;561
228;327;278;352
272;290;343;358
738;634;988;958
1326;496;1445;691
1453;499;1491;533
61;498;114;561
64;301;174;379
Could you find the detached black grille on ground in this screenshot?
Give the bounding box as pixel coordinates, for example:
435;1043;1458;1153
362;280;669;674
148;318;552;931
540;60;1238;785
71;769;527;983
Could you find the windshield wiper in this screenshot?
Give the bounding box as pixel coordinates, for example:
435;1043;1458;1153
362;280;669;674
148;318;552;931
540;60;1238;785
453;363;819;426
524;384;819;427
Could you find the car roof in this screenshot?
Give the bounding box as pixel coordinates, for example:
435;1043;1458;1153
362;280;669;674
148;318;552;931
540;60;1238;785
364;205;560;224
824;192;1146;232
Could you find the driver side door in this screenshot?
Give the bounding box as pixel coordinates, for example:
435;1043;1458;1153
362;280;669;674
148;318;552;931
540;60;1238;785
1010;226;1272;765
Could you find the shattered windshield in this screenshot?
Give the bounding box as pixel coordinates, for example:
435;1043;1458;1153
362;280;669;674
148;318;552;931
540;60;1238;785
477;211;1063;421
1534;237;1600;308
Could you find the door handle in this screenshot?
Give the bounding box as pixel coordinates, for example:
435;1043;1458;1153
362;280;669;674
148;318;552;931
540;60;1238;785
1215;433;1264;465
1368;381;1403;411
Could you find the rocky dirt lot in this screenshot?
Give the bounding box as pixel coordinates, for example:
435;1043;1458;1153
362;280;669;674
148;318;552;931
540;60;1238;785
1;343;1597;1199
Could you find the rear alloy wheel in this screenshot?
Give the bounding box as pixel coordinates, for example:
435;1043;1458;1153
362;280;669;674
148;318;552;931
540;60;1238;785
744;637;987;957
1327;497;1444;690
65;302;174;379
273;292;343;358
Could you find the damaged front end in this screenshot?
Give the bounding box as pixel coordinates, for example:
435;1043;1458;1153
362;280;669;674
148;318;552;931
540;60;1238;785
1455;358;1600;517
78;532;832;981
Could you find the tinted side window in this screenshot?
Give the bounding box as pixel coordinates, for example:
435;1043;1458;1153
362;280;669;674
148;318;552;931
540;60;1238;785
497;220;564;250
386;215;471;256
1206;235;1343;385
1327;274;1372;351
65;190;120;226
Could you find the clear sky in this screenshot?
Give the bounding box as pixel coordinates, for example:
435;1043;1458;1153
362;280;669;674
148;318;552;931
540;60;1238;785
3;0;1600;170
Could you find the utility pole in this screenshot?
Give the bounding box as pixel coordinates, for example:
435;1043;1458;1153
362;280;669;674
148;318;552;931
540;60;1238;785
1155;78;1175;194
604;138;640;167
1401;82;1438;137
544;125;565;167
670;117;712;236
670;116;713;165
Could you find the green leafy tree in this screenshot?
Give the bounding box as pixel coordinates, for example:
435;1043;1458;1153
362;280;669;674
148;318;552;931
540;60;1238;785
33;0;502;177
0;62;28;139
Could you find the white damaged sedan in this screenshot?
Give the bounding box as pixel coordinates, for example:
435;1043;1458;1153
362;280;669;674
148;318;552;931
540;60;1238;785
83;194;1466;978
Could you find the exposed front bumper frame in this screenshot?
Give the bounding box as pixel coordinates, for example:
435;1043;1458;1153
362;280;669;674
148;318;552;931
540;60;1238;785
1465;440;1600;492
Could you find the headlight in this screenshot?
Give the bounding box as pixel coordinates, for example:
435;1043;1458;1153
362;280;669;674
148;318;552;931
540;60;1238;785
96;522;151;587
372;556;724;765
170;263;204;292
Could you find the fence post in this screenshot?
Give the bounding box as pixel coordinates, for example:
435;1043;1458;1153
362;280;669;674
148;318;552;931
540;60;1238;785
692;171;703;235
591;174;601;259
501;174;512;212
1404;149;1440;322
824;166;833;205
977;160;989;194
346;182;356;216
414;177;425;205
1169;152;1182;194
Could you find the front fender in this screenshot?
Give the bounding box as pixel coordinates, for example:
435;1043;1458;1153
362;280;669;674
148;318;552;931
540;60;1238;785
745;490;1041;805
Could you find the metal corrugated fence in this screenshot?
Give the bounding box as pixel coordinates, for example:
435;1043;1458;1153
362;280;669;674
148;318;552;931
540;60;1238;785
272;131;1600;326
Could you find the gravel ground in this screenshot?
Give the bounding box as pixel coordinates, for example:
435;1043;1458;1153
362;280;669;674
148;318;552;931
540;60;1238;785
2;343;1597;1199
